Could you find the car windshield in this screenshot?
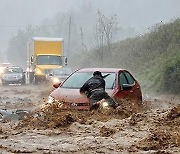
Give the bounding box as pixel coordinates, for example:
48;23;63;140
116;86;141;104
62;72;116;89
37;55;62;65
53;68;72;75
4;67;22;74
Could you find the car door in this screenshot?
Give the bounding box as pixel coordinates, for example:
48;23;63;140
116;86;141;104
123;71;142;102
113;71;131;103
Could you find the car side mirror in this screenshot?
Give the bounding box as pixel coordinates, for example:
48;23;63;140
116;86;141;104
62;56;67;66
64;57;67;66
53;82;62;88
30;56;34;64
122;84;132;90
49;73;53;77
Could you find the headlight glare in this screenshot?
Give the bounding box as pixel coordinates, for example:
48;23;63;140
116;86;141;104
48;96;55;104
52;77;60;84
2;75;6;79
102;102;109;107
35;68;43;75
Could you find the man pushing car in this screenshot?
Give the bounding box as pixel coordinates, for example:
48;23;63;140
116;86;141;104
80;71;117;110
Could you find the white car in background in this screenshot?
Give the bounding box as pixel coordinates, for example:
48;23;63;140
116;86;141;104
1;66;25;85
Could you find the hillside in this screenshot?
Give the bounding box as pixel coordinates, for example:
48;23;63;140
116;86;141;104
69;19;180;95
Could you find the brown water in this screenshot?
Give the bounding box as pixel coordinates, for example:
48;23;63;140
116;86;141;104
0;84;179;154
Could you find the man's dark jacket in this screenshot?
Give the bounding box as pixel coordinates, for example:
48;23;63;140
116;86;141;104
80;74;117;109
80;75;106;101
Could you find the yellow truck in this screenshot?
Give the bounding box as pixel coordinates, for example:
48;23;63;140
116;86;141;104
27;37;67;83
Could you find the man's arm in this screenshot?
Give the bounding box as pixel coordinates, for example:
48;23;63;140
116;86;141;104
103;73;110;79
80;81;89;94
80;85;86;94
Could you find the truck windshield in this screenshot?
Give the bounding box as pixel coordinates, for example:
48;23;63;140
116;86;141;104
37;55;62;65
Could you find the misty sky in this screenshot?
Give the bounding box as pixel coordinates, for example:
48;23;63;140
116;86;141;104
0;0;180;52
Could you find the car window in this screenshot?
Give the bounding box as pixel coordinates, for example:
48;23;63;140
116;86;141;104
104;73;116;89
62;72;116;89
4;67;22;74
62;72;91;88
53;68;72;75
119;73;128;86
124;72;135;85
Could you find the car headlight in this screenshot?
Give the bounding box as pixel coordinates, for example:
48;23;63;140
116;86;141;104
35;68;43;75
2;75;6;79
47;95;63;107
48;95;55;104
52;77;60;84
102;101;109;108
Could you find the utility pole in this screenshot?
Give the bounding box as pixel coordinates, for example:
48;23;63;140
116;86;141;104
80;27;87;52
67;16;71;58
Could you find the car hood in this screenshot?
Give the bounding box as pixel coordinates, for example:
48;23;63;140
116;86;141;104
50;88;114;103
50;88;88;103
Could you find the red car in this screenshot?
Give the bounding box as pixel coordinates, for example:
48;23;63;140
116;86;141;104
48;68;142;110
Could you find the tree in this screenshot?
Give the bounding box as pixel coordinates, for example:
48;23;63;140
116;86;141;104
6;25;40;69
94;11;118;64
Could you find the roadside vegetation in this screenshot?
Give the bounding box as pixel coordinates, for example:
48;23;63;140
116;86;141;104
70;18;180;95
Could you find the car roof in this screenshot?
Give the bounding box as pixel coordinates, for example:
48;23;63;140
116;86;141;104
6;66;22;69
77;68;126;73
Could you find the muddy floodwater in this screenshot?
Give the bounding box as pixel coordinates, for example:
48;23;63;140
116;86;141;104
0;84;179;154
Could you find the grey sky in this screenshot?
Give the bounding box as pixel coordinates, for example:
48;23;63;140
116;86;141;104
0;0;180;52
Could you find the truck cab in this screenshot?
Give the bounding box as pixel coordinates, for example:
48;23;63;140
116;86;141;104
27;37;67;84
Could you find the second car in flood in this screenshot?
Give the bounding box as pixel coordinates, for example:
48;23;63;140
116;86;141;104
47;67;72;84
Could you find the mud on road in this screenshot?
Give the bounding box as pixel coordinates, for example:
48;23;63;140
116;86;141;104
0;84;179;154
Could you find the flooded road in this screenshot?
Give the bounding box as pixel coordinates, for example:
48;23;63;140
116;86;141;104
0;84;179;153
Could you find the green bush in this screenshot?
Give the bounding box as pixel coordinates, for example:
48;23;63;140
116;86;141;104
161;55;180;94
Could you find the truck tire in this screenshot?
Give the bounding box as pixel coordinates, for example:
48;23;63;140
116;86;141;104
29;72;34;84
34;75;46;84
